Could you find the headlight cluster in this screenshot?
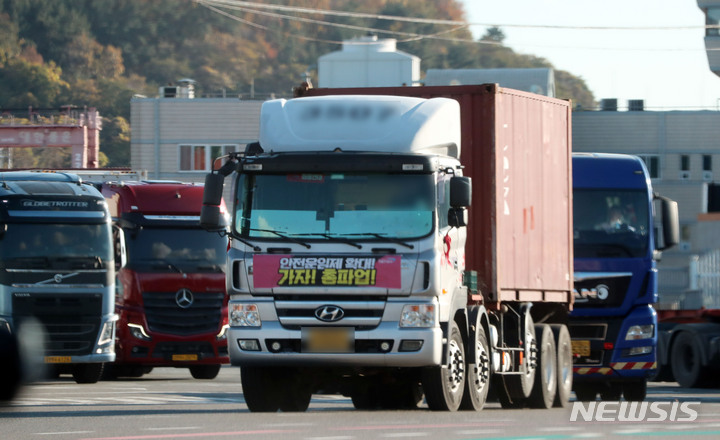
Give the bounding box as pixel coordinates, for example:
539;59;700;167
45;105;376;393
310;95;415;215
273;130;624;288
229;304;261;327
399;304;436;328
625;324;654;340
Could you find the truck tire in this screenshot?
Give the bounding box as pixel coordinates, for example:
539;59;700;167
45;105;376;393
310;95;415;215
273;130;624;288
550;324;572;407
573;383;598;401
623;380;647;401
422;321;466;411
461;325;491;411
502;309;536;402
670;331;708;388
529;324;557;409
72;363;104;384
189;365;221;379
278;368;312;412
599;383;622;401
240;366;280;412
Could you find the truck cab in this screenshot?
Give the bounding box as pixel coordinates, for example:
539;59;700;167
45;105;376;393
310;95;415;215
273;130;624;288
570;153;678;401
102;181;230;379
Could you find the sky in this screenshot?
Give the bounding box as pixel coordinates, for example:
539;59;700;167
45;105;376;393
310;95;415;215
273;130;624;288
460;0;720;110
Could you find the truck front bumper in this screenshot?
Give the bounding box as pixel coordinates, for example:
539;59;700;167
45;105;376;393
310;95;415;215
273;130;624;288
228;321;443;367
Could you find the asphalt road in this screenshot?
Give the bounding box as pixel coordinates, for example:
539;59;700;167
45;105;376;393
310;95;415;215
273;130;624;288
2;366;720;440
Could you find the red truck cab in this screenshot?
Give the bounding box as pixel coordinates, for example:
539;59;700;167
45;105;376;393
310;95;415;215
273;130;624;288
102;181;229;379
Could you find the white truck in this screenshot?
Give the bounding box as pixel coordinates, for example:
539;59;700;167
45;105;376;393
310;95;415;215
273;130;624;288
201;85;574;412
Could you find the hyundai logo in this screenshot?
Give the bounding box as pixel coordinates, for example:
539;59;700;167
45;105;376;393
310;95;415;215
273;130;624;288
314;305;345;322
175;288;194;309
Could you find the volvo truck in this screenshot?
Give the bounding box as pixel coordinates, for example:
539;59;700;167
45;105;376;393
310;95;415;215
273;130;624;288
201;84;574;412
0;171;117;384
570;153;679;401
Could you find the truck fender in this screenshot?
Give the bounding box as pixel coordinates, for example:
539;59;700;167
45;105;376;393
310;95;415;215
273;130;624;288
465;305;492;363
440;288;470;365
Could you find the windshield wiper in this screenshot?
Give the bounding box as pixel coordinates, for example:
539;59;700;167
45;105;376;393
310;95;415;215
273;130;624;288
348;233;414;249
232;236;262;252
249;229;311;249
295;233;362;249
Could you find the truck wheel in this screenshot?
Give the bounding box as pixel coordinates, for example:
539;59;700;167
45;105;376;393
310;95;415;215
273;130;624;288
529;324;557;409
503;310;536;401
422;321;466;411
670;331;707;388
461;325;491;411
190;365;221;379
550;324;572;407
240;366;280;412
278;368;312;412
623;380;647;401
573;383;598;401
72;363;104;384
599;383;622;401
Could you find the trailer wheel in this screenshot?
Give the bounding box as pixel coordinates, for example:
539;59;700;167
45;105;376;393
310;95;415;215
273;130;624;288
550;324;572;407
461;325;491;411
189;365;221;379
573;383;598;401
422;321;466;411
623;379;647;401
529;324;557;409
670;331;707;388
72;363;104;384
503;310;537;402
240;366;280;412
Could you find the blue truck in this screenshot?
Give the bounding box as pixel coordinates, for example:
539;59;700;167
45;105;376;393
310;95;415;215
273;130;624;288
569;153;679;401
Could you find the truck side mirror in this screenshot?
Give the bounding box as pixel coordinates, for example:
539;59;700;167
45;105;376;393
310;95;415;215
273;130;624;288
450;176;472;208
448;207;468;228
201;172;226;232
200;205;226;232
112;225;127;271
658;196;679;251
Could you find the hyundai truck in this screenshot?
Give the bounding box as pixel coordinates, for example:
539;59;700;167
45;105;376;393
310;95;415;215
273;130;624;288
201;84;574;412
570;153;679;401
0;171;117;384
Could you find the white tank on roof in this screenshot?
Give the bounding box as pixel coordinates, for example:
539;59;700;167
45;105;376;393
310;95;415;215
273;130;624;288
259;95;461;158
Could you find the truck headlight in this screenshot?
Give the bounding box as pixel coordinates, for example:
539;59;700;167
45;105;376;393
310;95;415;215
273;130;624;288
128;323;151;341
400;304;435;328
216;324;229;340
229;304;261;327
98;321;115;346
625;324;654;340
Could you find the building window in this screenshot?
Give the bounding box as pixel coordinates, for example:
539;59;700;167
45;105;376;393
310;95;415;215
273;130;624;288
179;144;239;171
707;8;720;37
680;155;690;171
638;155;660;179
703;155;712;172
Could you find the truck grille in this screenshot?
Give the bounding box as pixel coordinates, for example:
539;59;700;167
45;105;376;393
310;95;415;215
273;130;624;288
12;293;103;356
273;294;386;330
142;291;224;336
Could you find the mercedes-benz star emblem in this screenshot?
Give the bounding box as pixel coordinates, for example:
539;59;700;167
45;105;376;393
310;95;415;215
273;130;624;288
175;289;194;309
314;305;344;322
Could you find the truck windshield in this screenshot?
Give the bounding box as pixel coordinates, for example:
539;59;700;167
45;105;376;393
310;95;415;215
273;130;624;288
235;173;434;239
125;228;227;271
0;223;112;267
573;189;650;258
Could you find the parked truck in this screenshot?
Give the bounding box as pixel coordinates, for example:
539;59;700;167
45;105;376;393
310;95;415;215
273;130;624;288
201;84;574;412
570;153;679;401
100;180;230;379
655;249;720;388
0;171;117;384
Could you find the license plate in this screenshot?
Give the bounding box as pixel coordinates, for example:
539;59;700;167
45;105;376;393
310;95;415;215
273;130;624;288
172;354;198;361
572;340;591;357
44;356;72;364
302;327;354;353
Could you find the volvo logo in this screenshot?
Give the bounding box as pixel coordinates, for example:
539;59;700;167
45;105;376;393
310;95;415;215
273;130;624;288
37;273;79;285
314;305;345;322
175;288;194;309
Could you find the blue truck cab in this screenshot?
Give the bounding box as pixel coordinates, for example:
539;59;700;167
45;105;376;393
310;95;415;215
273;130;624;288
570;153;678;401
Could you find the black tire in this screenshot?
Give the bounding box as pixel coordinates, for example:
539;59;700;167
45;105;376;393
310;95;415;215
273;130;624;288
670;331;707;388
529;324;557;409
504;310;536;401
599;383;622;401
72;363;104;384
573;383;598;401
240;366;280;412
623;380;647;401
278;368;312;412
422;321;466;411
190;365;221;380
0;328;22;401
493;376;526;408
461;325;491;411
550;324;572;408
